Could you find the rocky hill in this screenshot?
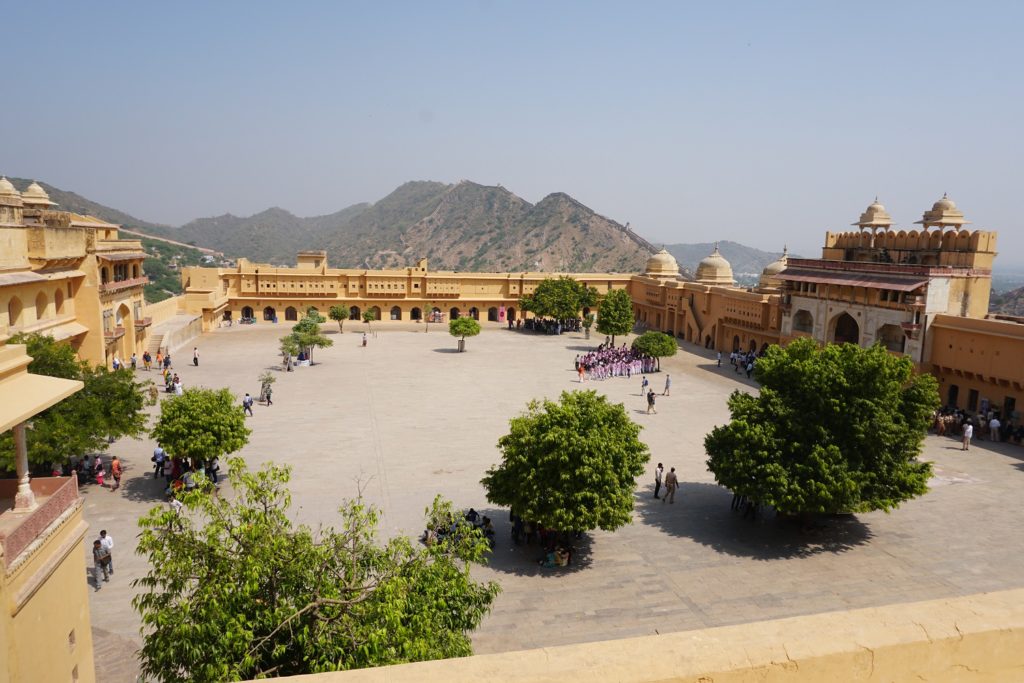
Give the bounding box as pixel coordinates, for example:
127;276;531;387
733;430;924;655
171;180;660;273
989;287;1024;316
8;177;172;234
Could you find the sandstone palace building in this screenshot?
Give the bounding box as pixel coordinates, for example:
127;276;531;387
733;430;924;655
178;195;1024;423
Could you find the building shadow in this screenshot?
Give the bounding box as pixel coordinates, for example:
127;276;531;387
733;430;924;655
634;482;873;560
475;507;594;576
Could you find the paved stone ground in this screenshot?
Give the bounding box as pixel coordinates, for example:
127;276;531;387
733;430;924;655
81;324;1024;681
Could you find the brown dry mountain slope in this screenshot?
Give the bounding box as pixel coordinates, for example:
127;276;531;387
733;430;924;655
175;180;659;273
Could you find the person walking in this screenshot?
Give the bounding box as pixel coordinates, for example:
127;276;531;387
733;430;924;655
163;353;172;371
192;347;199;367
242;393;254;416
112;355;121;371
654;462;664;499
92;540;110;590
962;422;974;451
663;374;671;396
99;530;114;574
264;385;273;406
143;350;152;371
130;353;137;370
989;416;1001;442
94;456;105;487
662;467;679;504
640;375;649;397
362;332;368;347
110;456;123;491
716;351;722;367
646;389;657;414
153;445;166;479
155;351;163;370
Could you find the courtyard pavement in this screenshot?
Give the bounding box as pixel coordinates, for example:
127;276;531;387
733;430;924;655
80;323;1024;681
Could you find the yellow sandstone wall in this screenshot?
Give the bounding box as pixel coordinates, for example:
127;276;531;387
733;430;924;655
274;590;1024;683
144;294;184;326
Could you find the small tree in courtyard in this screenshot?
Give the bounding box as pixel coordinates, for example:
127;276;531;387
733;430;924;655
133;459;499;682
362;309;376;330
150;388;251;465
519;276;597;321
704;337;939;516
328;305;349;333
482;390;650;532
631;331;677;371
596;288;634;345
449;317;481;351
289;311;333;362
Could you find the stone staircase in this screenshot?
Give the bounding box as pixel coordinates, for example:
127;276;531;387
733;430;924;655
146;333;164;356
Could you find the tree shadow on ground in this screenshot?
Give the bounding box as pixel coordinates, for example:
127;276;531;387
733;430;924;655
634;482;873;560
474;507;594;576
119;471;171;504
564;345;596;352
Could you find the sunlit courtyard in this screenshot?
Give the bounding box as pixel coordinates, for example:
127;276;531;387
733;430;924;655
83;325;1024;681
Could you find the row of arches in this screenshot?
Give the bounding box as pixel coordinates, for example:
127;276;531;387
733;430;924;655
6;289;67;328
238;305;517;323
99;263;141;285
791;309;907;352
834;228;991;253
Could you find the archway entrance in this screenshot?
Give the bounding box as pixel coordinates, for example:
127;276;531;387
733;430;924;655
732;335;741;352
793;309;814;334
507;307;516;321
831;313;860;345
876;324;905;353
468;307;479;320
242;306;254;320
410;307;422;321
390;306;402;321
349;306;360;320
749;339;757;353
487;307;499;322
285;307;298;321
450;307;460;320
368;306;381;321
582;306;591;318
263;306;275;321
947;384;959;408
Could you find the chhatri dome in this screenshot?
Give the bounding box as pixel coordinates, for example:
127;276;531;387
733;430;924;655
644;249;680;279
21;181;55;207
852;197;894;229
0;176;19;198
758;246;789;289
915;193;970;229
695;244;734;285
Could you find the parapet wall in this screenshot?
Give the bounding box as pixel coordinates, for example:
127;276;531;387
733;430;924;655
276;589;1024;683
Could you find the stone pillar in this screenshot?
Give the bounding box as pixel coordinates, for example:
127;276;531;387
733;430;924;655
13;422;37;511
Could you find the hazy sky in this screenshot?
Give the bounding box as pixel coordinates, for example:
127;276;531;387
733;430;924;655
3;1;1022;264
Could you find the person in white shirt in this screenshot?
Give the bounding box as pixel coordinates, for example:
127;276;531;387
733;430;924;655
962;422;974;451
989;417;1001;442
99;530;114;574
653;463;664;499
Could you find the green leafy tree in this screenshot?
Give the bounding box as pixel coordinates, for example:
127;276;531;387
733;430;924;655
133;459;499;682
362;309;376;328
288;312;333;361
0;333;147;470
631;331;677;371
448;317;481;351
279;335;300;370
595;288;634;345
704;337;939;515
582;313;596;330
482;390;650;532
328;305;349;333
305;306;325;322
150;388;251;465
519;277;597;320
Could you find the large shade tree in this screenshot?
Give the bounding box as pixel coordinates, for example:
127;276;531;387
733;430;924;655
631;331;677;370
704;337;939;515
286;311;333;362
0;332;148;470
482;390;650;532
150;388;251;465
520;276;598;321
133;460;499;682
595;288;634;345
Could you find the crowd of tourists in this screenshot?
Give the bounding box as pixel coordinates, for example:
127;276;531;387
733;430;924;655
727;349;759;378
574;341;657;381
934;407;1024;446
521;318;582;334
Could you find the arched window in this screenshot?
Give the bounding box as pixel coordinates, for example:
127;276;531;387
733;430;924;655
8;297;23;327
35;291;48;320
54;287;65;315
793;309;813;334
410;307;422;321
487;307;499;322
349;306;360;320
285;307;298;321
876;324;905;353
390;306;402;321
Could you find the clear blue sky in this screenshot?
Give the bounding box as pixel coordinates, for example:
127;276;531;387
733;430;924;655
3;1;1022;265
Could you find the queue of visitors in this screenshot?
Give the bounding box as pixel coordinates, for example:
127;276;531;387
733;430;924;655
934;407;1024;445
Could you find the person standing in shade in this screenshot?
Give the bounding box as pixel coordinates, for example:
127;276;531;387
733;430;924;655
243;393;254;416
663;374;672;396
193;347;199;366
92;540;110;590
99;530;114;574
153;445;166;479
653;462;664;499
662;467;679;504
646;389;657;414
962;422;974;451
717;351;722;367
989;415;1001;442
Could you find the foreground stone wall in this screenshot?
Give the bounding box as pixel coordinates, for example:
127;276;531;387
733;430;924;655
275;589;1024;683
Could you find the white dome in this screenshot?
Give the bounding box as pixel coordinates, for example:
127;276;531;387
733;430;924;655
21;181;55;206
644;249;680;277
0;177;18;197
696;245;734;285
758;246;789;289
